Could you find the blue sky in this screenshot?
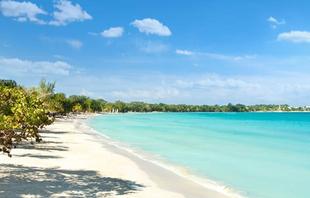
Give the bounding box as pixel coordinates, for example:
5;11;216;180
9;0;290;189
1;0;310;105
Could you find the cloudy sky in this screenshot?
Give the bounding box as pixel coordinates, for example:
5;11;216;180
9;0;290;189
1;0;310;105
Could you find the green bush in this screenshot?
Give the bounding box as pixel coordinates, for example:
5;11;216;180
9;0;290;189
0;85;53;156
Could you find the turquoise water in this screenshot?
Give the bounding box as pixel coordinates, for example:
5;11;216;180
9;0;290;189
89;113;310;198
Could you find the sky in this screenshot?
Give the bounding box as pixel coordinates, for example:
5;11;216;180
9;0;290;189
1;0;310;105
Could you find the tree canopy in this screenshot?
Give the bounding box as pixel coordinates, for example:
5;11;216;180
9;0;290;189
0;81;53;156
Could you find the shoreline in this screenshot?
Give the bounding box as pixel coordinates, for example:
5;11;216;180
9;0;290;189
93;111;310;115
0;114;183;198
0;114;238;198
85;114;244;198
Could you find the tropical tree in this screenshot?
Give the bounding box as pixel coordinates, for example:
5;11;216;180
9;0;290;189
0;84;53;156
0;80;17;88
72;103;83;113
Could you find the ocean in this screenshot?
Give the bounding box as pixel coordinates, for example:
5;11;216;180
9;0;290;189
89;112;310;198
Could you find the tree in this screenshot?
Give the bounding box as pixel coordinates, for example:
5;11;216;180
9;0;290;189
34;79;58;114
114;101;127;112
0;85;53;156
72;103;83;113
91;99;105;112
37;79;55;99
0;80;17;88
50;93;67;114
85;98;93;112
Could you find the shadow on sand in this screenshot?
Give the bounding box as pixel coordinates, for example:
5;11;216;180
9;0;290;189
17;144;69;152
41;130;70;135
13;153;62;159
0;164;144;197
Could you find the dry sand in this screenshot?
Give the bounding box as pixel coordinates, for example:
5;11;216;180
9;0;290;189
0;115;232;198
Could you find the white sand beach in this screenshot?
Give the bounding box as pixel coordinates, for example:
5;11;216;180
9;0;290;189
0;115;232;198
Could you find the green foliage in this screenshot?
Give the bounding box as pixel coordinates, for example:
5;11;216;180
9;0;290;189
0;85;53;156
0;80;17;88
72;103;83;113
45;95;309;114
50;93;67;114
100;102;307;113
35;79;56;112
38;79;55;98
64;95;107;113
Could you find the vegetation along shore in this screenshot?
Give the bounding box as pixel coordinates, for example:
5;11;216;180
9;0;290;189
1;79;309;156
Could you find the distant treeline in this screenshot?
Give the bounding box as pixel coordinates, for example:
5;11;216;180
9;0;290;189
2;79;309;114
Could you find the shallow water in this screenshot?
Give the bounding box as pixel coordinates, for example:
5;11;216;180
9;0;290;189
89;112;310;198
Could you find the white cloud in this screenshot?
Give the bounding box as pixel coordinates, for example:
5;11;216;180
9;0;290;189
175;49;255;61
176;49;194;56
267;16;285;28
204;53;256;61
0;57;72;75
277;31;310;43
101;27;124;38
66;39;83;49
172;73;310;105
131;18;171;36
0;0;92;26
69;72;310;105
50;0;92;26
175;75;259;90
0;0;47;24
112;87;179;100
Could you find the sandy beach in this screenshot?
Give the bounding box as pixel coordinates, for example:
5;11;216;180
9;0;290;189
0;115;232;198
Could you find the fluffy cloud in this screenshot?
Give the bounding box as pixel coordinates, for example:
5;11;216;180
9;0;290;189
0;0;92;26
0;0;47;24
176;49;194;56
267;16;285;29
0;57;72;76
66;39;83;49
49;0;92;26
101;27;124;38
131;18;171;36
277;31;310;43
